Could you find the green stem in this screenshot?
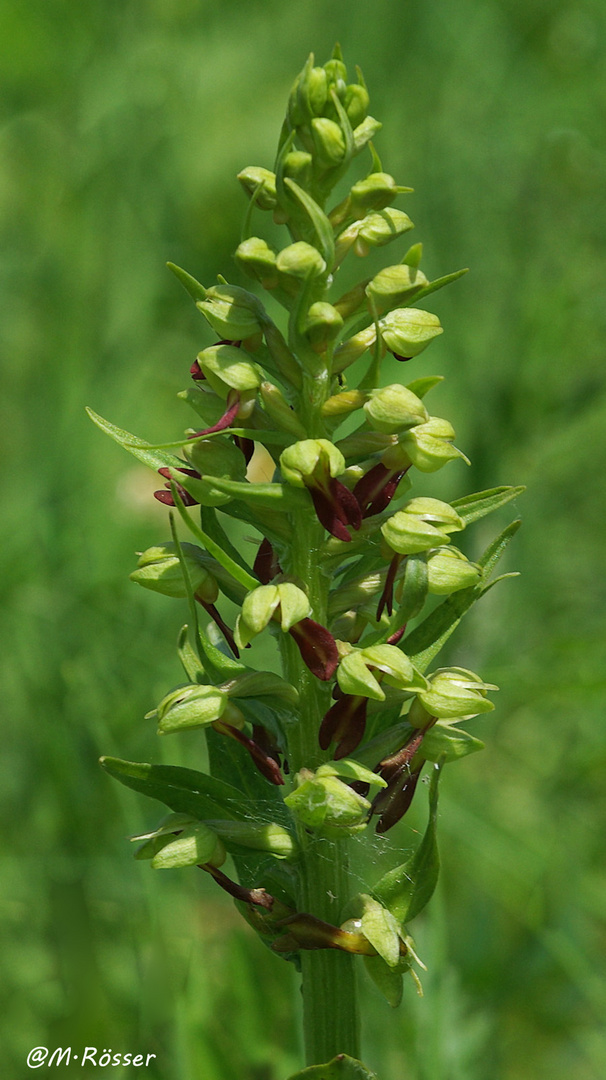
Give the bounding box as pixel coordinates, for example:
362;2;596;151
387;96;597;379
280;367;362;1062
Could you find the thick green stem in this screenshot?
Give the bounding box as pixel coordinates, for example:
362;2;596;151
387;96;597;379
280;360;362;1063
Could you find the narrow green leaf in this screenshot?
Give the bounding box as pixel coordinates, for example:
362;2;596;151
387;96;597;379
287;1055;379;1080
167;261;207;303
284;177;336;267
99;757;255;821
373;763;441;924
86;408;183;472
177;471;305;511
408;267;469;304
126;428;293;452
170;484;259;591
403;520;521;672
451;485;525;526
177;625;206;682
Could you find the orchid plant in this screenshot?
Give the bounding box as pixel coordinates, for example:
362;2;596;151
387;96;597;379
90;47;522;1080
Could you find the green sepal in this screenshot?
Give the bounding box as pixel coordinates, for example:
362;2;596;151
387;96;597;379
206;820;297;859
343;893;402;967
86;408;184;472
421;724;485;763
403;519;521;673
451;485;526;526
99;757;256;821
151;822;222;869
287;1055;379;1080
373;762;441;923
166;261;207;303
316;759;387;789
363;954;404;1008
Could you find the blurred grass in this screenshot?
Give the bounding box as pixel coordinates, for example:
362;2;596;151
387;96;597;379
1;1;605;1077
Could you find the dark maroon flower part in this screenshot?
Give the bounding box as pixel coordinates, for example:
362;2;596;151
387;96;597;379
213;719;284;786
386;624;406;646
233;434;255;465
319;694;369;759
309;476;362;542
352;462;411;519
201;863;274;909
188;393;242;439
154;466;201;506
253;538;281;584
196;599;239;658
288;618;339;681
371;723;433;832
376;553;405;620
391;352;412;363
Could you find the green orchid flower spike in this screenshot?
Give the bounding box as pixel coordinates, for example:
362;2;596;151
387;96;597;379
90;45;524;1079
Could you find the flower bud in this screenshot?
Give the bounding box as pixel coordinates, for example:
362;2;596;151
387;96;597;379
366;267;429;316
284;769;371;838
379;306;442;357
130;542;218;604
381;509;454;555
181;436;248;507
151;822;226;870
195;343;263;398
280;439;345;487
337;644;426;701
333;280;369;319
404;497;464;532
345;82;370;127
323;55;348;87
156;684;230;735
332;325;376;373
209;820;297;859
304;301;344;353
237;166;277;210
398;416;468;472
349;173;400;216
276;241;326;280
426;547;481;594
197;284;265;340
259;382;307;438
355;209;414;255
352;116;383;154
364;384;429;434
234;237;279;289
310;117;346;169
411;667;497;724
283;150;313;186
235;582;312;648
322;389;367;419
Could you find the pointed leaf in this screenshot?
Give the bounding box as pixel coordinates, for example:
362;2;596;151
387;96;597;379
86;408;184;472
284;177;336;268
403;520;521;672
170;484;259;591
99;757;255;821
451;485;525;526
373;763;441;923
167;261;207;302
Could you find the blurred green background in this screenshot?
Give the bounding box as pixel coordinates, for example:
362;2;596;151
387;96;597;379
1;1;605;1077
